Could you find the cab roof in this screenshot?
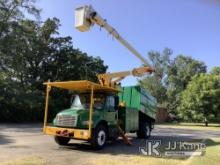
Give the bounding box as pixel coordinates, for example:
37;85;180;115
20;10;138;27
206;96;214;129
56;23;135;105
44;80;119;93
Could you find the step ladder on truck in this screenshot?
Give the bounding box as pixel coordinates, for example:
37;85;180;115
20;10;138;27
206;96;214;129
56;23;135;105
43;5;157;149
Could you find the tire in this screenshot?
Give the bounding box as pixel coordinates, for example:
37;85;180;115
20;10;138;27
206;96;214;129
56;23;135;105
137;122;151;139
54;136;70;145
90;125;107;150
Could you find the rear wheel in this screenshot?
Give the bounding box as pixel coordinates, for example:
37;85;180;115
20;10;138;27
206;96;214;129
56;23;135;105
90;125;107;150
137;122;151;139
54;136;70;145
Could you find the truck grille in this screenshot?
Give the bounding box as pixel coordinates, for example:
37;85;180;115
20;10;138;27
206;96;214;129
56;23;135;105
56;115;77;127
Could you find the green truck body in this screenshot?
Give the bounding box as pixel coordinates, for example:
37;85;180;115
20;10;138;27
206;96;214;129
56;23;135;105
52;85;157;148
118;86;157;132
53;85;157;132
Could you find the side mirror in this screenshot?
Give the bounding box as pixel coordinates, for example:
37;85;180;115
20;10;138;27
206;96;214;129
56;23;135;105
114;96;119;110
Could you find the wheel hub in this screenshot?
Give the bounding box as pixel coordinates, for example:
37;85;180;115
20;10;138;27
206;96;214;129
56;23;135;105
97;130;106;146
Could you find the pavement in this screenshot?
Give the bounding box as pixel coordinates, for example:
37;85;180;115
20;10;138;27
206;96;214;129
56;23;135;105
0;124;219;165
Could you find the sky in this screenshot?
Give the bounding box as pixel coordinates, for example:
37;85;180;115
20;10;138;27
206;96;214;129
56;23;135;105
37;0;220;85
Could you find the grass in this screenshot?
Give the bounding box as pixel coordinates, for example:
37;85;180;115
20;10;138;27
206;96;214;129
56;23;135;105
90;155;186;165
2;156;45;165
156;122;220;131
188;138;220;165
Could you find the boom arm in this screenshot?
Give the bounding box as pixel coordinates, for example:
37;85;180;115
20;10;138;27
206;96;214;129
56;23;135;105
97;66;154;88
75;5;151;67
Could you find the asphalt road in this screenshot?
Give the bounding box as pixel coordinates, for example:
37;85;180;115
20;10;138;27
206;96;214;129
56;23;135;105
0;124;219;165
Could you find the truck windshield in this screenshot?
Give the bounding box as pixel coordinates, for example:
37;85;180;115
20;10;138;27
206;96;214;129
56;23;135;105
71;94;105;110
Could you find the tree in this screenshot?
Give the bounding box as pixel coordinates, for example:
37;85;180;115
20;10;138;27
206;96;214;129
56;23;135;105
139;48;172;106
0;0;40;37
0;0;41;122
210;66;220;75
167;55;207;114
0;0;108;122
178;73;220;125
0;18;107;122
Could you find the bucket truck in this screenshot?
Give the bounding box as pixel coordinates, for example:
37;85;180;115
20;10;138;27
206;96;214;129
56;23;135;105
42;5;157;149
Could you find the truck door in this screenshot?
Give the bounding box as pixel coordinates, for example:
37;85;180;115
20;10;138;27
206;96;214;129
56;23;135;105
104;96;118;126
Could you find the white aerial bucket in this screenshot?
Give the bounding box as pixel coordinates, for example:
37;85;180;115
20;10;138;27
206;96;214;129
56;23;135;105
75;5;92;32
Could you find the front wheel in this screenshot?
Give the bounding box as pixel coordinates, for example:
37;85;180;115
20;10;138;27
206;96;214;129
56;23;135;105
137;122;151;139
90;125;107;150
54;136;70;145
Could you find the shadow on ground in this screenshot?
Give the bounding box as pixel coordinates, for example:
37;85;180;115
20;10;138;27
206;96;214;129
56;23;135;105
0;123;42;133
205;138;220;147
0;133;14;145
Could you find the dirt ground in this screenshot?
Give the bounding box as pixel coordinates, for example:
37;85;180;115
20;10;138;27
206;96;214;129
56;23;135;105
0;124;219;165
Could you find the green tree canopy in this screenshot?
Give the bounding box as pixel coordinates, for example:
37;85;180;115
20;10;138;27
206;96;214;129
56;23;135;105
210;66;220;75
139;50;207;113
178;73;220;124
0;0;107;122
139;48;172;106
167;55;207;114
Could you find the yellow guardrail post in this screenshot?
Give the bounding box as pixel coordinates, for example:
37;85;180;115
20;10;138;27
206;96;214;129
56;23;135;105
88;85;94;138
43;84;51;133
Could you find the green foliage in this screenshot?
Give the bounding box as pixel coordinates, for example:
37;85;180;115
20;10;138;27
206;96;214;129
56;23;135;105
166;55;207;114
140;50;208;120
210;66;220;75
178;73;220;123
0;0;107;122
139;48;172;105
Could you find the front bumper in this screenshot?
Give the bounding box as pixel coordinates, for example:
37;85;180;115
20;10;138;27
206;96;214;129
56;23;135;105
43;126;90;140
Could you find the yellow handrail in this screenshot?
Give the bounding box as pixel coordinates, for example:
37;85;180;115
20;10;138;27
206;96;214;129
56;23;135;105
88;86;94;138
43;84;51;133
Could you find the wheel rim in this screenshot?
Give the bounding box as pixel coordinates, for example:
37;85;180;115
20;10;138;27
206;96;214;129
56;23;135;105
97;130;106;146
